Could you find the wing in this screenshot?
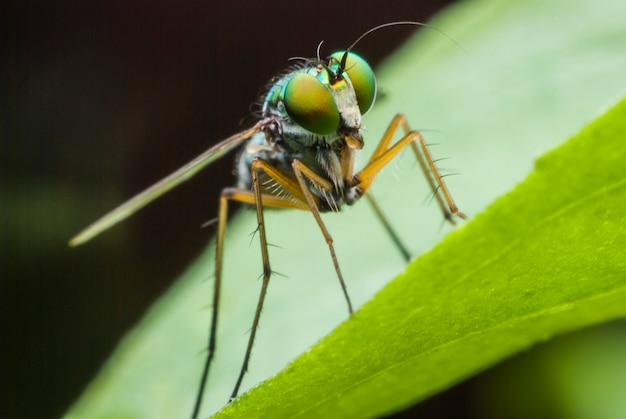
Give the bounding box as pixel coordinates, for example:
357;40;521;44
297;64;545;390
69;122;265;246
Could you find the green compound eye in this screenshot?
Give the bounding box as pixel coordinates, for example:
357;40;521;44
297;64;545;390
284;73;340;135
331;51;377;115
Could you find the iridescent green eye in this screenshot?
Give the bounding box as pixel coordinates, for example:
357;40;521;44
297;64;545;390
331;51;377;115
284;73;340;135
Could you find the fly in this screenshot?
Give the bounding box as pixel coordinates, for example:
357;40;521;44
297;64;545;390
69;21;466;419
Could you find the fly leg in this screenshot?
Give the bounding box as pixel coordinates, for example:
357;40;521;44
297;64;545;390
354;113;466;222
251;158;354;315
364;192;411;261
191;175;307;419
227;159;317;401
291;159;354;314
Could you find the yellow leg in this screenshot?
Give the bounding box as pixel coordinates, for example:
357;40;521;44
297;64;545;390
354;114;466;222
292;159;354;314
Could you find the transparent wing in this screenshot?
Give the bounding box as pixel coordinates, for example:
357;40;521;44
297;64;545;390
69;122;265;246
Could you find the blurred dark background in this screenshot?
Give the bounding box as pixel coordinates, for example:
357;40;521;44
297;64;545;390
3;1;459;417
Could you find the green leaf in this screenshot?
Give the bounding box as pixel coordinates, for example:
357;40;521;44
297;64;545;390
64;0;626;417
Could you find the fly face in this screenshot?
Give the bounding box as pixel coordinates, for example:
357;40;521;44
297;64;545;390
275;50;377;149
242;51;378;197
